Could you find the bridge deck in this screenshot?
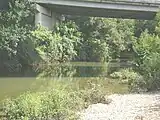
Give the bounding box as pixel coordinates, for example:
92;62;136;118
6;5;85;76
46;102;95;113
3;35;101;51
33;0;160;19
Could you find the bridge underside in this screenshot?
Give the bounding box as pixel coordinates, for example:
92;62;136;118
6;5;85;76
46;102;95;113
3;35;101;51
43;4;156;19
34;0;159;20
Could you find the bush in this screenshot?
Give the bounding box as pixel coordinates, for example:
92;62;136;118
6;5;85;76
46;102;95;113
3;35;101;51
2;90;81;120
110;68;146;92
127;52;160;92
140;53;160;91
128;75;147;93
78;81;106;107
1;79;107;120
110;68;139;83
133;31;160;68
133;31;160;91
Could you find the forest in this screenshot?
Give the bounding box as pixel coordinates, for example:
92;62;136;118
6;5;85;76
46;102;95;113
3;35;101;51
0;0;160;119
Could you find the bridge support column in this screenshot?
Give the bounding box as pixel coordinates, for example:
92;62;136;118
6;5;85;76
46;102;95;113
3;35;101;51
35;4;58;29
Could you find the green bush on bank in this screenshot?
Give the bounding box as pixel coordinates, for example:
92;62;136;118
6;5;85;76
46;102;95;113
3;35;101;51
110;68;147;92
3;91;78;120
139;53;160;91
110;68;137;80
132;30;160;91
1;80;106;120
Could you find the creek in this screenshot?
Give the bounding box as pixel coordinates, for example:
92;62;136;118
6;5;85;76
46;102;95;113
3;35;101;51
0;62;128;100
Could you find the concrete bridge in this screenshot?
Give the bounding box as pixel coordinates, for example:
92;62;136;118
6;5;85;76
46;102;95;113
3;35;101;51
32;0;160;29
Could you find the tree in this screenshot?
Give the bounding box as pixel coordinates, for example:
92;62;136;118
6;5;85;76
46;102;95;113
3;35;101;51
0;0;39;76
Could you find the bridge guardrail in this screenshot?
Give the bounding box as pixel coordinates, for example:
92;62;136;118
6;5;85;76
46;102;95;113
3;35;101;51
58;0;160;6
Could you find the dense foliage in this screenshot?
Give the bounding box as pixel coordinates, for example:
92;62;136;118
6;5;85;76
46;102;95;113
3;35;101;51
0;0;39;76
69;17;135;62
1;0;160;90
32;21;81;62
132;32;160;90
1;0;160;119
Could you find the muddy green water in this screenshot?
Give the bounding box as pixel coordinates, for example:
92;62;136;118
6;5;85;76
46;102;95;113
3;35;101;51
0;62;128;100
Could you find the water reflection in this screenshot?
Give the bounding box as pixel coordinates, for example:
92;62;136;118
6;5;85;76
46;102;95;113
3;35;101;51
37;62;109;78
0;62;129;100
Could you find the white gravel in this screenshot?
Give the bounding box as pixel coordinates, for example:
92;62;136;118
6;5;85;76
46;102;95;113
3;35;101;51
80;93;160;120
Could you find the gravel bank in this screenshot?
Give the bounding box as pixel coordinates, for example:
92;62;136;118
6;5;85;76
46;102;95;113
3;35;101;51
80;93;160;120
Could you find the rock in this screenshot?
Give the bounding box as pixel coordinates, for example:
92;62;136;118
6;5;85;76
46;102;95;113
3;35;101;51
100;96;112;104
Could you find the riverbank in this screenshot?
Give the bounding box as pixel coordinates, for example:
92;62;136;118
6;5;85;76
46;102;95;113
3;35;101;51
80;93;160;120
0;78;110;119
1;78;160;120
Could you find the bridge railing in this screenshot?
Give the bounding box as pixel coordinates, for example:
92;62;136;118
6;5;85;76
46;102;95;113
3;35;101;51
61;0;160;5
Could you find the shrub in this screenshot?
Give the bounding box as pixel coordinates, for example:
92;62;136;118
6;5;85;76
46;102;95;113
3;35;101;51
128;75;147;93
2;90;80;120
78;81;106;107
140;53;160;91
110;68;146;92
110;68;139;82
133;31;160;68
1;79;107;119
117;53;160;92
133;31;160;91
